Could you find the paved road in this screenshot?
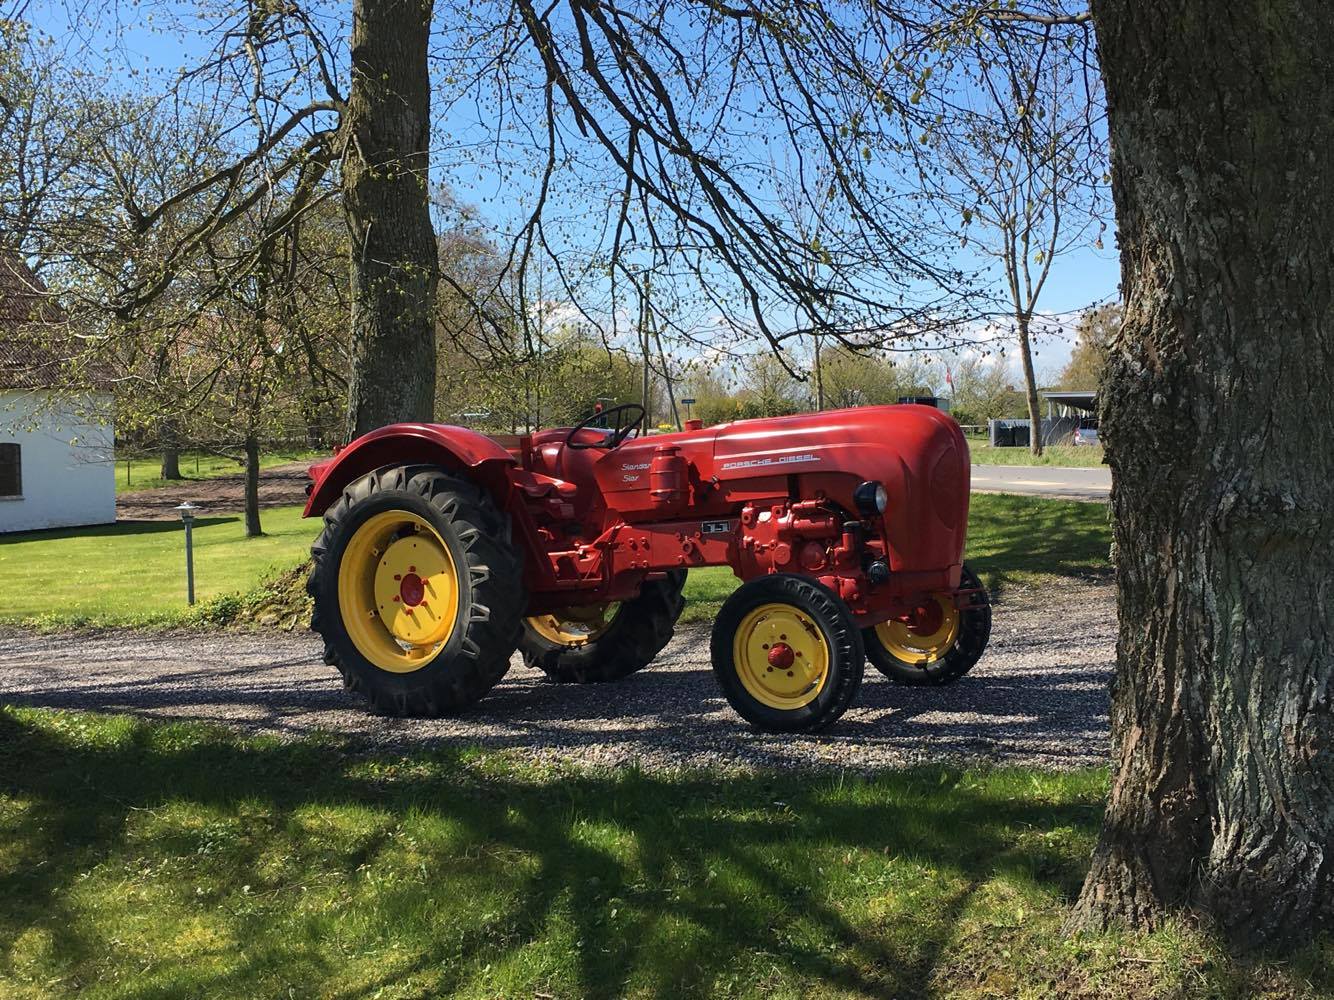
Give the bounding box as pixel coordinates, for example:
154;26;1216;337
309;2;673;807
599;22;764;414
972;464;1110;502
0;582;1114;771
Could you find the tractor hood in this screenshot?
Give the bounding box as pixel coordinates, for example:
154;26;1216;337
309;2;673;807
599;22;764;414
603;404;970;579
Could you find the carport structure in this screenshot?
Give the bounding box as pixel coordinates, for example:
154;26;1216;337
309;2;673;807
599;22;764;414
1039;390;1098;445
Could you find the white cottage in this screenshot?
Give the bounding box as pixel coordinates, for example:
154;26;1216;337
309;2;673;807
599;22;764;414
0;255;115;533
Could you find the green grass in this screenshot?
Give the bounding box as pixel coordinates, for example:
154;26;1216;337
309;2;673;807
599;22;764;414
115;449;324;494
0;506;321;627
1;708;1328;999
970;444;1106;468
0;495;1111;630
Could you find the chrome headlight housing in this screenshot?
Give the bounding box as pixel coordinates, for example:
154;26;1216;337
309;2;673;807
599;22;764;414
853;480;888;516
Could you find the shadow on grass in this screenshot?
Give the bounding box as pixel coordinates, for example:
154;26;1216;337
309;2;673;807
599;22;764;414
0;708;1106;999
2;516;237;543
966;495;1112;594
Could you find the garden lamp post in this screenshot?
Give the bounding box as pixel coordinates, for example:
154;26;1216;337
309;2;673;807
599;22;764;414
175;502;199;605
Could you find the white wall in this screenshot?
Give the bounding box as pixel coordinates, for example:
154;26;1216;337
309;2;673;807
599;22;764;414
0;391;116;533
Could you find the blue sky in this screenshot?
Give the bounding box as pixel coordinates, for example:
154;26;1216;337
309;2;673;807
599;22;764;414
28;0;1121;376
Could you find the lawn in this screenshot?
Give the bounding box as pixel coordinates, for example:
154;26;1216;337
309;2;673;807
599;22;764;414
0;506;321;627
0;494;1111;629
115;448;324;494
1;708;1328;999
969;444;1106;468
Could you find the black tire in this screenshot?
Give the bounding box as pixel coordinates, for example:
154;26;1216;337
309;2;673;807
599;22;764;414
710;574;864;733
864;563;992;686
520;570;686;683
307;464;524;716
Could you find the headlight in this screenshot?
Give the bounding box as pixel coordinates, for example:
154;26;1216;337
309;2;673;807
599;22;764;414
854;480;888;516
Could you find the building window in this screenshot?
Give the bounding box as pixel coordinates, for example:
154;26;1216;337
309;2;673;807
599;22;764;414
0;443;21;498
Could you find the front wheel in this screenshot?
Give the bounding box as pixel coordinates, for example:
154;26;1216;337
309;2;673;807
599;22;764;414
710;574;864;733
864;563;992;686
307;465;524;716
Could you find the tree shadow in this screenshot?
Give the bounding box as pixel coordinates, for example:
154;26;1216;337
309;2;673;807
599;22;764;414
3;516;236;542
966;494;1112;593
0;708;1110;999
0;634;1114;770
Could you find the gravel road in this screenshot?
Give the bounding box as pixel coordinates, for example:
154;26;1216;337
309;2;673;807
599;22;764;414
0;581;1115;771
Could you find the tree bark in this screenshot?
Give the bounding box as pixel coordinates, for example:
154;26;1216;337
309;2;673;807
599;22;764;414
243;435;263;538
1071;0;1334;947
159;420;182;480
1016;316;1043;455
342;0;439;440
813;333;824;411
655;327;681;430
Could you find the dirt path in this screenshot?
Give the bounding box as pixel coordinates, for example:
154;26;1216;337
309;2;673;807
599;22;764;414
0;581;1114;772
116;462;314;521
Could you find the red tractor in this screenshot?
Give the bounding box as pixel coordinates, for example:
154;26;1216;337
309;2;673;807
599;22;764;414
302;403;991;732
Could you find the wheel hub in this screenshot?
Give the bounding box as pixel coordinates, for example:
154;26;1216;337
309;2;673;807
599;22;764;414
336;509;462;674
373;534;455;648
526;603;619;646
733;604;829;709
399;572;425;607
875;595;960;665
907;599;944;636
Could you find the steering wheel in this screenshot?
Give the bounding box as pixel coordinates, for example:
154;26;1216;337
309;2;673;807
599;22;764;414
565;403;646;450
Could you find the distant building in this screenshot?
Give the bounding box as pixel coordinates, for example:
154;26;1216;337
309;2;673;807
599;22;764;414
0;254;115;532
986;390;1099;448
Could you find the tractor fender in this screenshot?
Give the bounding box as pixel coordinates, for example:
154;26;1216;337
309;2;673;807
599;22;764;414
302;423;517;518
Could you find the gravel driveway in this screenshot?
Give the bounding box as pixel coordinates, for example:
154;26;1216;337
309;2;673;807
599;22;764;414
0;581;1115;771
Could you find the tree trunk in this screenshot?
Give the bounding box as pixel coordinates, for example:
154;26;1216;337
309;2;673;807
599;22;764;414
641;322;652;427
655;328;681;430
342;0;439;440
813;333;824;411
243;435;263;538
159;420;182;480
1016;317;1042;455
1071;0;1334;947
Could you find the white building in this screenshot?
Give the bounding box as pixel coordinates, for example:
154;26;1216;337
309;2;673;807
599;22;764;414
0;256;115;533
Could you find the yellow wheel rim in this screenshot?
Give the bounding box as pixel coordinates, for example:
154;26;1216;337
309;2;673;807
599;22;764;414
526;603;619;647
732;602;830;710
336;509;461;673
875;597;960;665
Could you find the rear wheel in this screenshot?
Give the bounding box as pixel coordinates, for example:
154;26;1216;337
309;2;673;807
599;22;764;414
710;574;864;733
307;465;523;716
864;563;992;686
520;570;686;683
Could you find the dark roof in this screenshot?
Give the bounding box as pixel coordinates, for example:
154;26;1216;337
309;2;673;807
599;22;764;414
1039;389;1098;412
0;253;76;390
